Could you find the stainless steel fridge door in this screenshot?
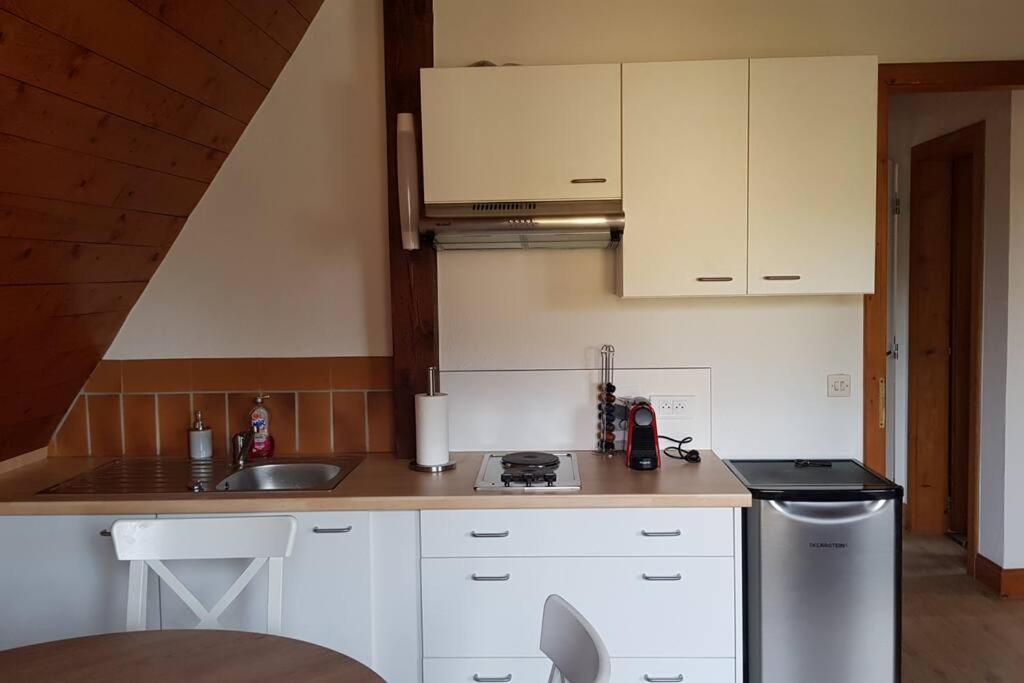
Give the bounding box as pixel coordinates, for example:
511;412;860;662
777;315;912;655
748;498;897;683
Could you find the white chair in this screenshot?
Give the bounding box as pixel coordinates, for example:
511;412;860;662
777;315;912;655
111;516;297;634
540;594;611;683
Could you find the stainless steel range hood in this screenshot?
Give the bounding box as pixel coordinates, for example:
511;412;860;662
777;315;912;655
420;200;624;250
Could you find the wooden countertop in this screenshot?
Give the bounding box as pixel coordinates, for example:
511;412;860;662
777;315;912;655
0;451;751;515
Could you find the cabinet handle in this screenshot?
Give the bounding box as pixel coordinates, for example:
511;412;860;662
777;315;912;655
473;675;513;682
641;529;681;537
99;529;112;537
642;573;682;581
570;177;607;184
470;530;510;538
313;526;352;534
644;676;684;682
471;573;511;582
763;275;801;281
695;277;733;282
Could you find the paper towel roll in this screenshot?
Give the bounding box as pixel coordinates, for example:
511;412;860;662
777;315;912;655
415;392;450;467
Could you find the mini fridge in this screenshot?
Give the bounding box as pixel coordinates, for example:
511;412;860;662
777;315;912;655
725;459;902;683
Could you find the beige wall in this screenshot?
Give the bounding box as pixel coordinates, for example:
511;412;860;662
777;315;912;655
434;0;1024;68
107;0;391;359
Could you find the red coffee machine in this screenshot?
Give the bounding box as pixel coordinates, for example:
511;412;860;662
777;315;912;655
626;400;660;470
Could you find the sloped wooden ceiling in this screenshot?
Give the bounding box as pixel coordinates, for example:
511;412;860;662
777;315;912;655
0;0;323;461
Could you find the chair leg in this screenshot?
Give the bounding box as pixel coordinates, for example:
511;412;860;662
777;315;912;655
126;560;148;631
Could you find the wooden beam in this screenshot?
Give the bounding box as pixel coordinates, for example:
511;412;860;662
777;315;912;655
0;0;267;122
227;0;308;52
127;0;291;89
881;60;1024;93
383;0;434;459
0;10;244;152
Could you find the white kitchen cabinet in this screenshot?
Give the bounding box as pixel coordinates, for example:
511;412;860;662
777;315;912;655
620;59;749;297
421;556;735;658
421;64;621;204
0;515;158;650
423;657;553;683
747;55;878;295
157;512;373;666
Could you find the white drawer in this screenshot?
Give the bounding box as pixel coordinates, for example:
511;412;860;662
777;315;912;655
424;658;734;683
421;556;734;658
612;658;735;682
423;658;551;683
420;508;734;557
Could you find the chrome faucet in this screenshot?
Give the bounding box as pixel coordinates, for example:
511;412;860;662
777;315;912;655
231;427;256;469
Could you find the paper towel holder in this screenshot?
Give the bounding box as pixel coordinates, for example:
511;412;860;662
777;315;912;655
409;367;456;473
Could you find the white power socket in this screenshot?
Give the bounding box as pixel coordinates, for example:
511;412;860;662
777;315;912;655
650;395;694;419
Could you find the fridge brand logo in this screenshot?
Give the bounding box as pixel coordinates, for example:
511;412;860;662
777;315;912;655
809;542;848;549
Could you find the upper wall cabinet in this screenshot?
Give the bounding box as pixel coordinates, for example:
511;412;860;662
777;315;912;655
420;64;622;204
620;60;749;297
747;56;878;295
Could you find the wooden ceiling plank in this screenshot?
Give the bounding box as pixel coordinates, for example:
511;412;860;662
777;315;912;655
0;193;184;248
0;237;164;286
2;310;128;355
0;282;146;325
0;0;267;123
4;379;89;427
0;75;226;183
128;0;291;89
0;10;243;152
288;0;325;23
0;134;207;217
227;0;308;52
0;416;62;456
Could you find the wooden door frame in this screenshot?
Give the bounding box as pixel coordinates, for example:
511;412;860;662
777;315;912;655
905;123;985;559
866;60;1024;573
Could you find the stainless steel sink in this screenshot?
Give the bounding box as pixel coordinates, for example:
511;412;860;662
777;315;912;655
215;462;349;492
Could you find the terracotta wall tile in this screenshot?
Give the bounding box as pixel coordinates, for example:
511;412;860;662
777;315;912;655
88;395;122;456
123;359;192;393
123;395;156;456
265;393;296;454
157;394;191;457
192;358;259;392
84;360;122;393
332;392;366;452
330;357;393;390
193;393;228;458
260;358;331;391
228;393;256;436
297;393;331;453
54;396;89;456
366;392;395;453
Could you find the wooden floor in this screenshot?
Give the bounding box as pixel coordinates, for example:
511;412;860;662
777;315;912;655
903;533;1024;681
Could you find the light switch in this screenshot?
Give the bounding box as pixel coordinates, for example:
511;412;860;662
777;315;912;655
827;374;852;398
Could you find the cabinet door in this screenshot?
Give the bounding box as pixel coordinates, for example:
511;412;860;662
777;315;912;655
421;64;621;204
748;56;877;294
157;512;372;667
621;60;749;297
0;515;158;650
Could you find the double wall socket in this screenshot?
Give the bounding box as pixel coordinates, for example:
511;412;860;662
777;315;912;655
651;395;695;419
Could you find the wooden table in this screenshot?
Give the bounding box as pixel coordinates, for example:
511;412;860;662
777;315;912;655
0;630;385;682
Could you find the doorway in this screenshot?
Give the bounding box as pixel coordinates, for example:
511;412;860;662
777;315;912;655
906;123;984;564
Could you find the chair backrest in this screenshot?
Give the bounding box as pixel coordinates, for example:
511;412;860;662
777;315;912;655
111;516;297;634
539;594;611;683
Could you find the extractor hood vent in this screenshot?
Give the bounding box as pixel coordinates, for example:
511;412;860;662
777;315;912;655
471;201;539;212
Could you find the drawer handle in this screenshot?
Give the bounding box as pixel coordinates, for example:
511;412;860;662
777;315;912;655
642;573;682;582
570;177;607;184
763;275;801;281
471;573;511;582
313;526;352;534
473;675;512;682
470;530;510;538
99;530;112;537
641;529;681;537
696;277;733;282
644;676;684;682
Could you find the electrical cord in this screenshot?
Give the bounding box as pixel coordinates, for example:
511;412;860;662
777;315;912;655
659;435;701;463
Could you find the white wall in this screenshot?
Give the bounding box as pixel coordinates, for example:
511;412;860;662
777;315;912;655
1004;92;1024;568
106;0;391;359
434;0;1024;68
887;92;1012;563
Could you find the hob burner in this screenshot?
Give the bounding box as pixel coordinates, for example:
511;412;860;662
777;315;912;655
500;451;561;469
474;452;582;492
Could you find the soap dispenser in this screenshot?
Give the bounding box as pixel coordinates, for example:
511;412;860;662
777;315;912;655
249;394;275;458
188;410;213;461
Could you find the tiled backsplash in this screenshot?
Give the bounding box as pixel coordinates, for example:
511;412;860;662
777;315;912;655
51;357;395;457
